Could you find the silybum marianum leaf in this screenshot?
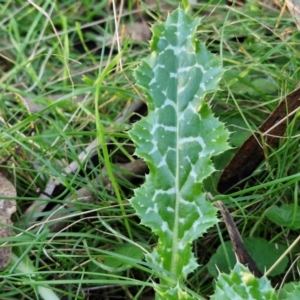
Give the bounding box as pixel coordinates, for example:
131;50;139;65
129;8;230;280
211;262;277;300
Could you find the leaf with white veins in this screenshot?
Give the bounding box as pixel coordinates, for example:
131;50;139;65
129;7;230;284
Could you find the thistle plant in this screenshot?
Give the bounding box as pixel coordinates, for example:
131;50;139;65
128;7;228;298
128;7;279;300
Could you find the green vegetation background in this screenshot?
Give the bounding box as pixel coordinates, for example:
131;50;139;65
1;0;300;299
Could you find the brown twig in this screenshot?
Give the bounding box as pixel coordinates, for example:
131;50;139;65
218;87;300;193
213;199;262;278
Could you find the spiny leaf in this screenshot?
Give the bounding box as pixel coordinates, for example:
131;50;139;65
279;282;300;300
211;262;278;300
129;7;230;282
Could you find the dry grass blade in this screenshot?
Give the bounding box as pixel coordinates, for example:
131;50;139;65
286;0;300;30
214;200;262;278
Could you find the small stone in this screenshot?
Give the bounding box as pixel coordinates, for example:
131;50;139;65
0;172;16;269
